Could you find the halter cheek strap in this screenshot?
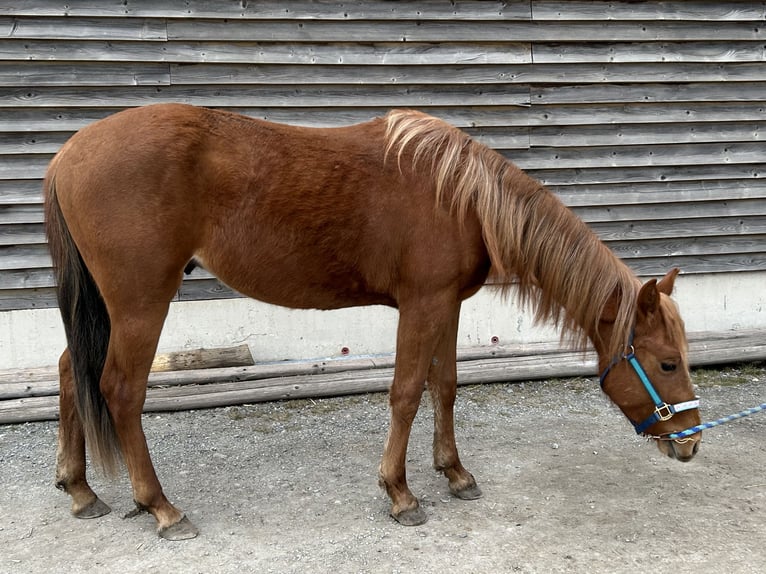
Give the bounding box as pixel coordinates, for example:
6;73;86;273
599;332;699;436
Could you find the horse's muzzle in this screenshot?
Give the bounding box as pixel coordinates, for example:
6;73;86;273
656;435;701;462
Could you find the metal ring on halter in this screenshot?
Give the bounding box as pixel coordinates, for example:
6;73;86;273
654;403;675;422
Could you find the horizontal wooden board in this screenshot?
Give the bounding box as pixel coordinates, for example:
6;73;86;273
0;108;120;133
0;131;72;154
168;63;527;85
0;244;50;270
510;142;766;170
165;19;766;42
532;82;766;104
533;41;766;64
554;180;766;206
0;84;532;108
0;281;242;309
608;234;766;260
0;1;532;20
527;102;766;126
532;1;766;21
529;121;766;148
0;62;169;86
0;16;167;40
590;215;766;241
2;12;764;43
167;62;766;85
0;156;51;180
0;39;534;65
0;268;53;290
625;253;766;275
0;180;43;204
528;163;766;187
572;199;766;224
0;223;45;246
0;286;55;310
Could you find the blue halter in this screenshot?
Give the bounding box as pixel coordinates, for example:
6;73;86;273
599;330;700;437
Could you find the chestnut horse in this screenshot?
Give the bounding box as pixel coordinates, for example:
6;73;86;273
44;104;701;540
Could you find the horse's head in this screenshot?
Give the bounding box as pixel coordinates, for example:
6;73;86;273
599;269;701;462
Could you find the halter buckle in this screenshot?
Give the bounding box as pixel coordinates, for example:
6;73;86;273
654;403;675;422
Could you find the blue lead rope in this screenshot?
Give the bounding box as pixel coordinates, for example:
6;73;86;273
664;402;766;440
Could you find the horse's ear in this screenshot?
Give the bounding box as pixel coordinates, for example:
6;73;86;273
657;267;680;296
637;278;660;319
600;288;620;323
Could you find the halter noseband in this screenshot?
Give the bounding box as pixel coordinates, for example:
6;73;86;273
599;330;699;438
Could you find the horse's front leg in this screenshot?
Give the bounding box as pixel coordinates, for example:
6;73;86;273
55;348;112;519
427;307;482;500
379;296;458;526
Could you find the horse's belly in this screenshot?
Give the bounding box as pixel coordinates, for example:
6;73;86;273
198;251;397;311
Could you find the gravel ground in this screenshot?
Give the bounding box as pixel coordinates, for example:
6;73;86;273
1;363;765;574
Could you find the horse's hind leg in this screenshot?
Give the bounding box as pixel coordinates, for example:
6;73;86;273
100;301;198;540
427;307;482;500
55;348;111;518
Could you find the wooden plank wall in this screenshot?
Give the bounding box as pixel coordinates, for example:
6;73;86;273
1;1;764;310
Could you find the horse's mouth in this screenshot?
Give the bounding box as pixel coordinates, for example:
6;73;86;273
656;436;700;462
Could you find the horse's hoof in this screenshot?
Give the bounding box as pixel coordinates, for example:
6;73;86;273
158;516;199;541
73;497;112;519
451;483;483;500
392;506;428;526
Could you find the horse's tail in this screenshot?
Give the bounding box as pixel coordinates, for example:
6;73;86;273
44;170;122;475
384;110;639;358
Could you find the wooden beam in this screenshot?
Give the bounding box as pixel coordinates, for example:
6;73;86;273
1;331;763;424
150;343;253;372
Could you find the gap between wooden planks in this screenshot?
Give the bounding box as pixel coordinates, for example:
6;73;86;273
1;331;764;424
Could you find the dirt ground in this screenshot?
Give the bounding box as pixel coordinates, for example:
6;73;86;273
1;362;764;574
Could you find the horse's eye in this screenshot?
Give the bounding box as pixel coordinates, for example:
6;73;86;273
660;362;677;373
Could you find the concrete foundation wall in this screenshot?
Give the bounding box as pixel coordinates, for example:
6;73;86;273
2;271;764;371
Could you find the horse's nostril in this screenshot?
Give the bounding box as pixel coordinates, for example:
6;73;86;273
693;441;700;455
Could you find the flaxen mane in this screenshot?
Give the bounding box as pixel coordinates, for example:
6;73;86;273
384;109;641;357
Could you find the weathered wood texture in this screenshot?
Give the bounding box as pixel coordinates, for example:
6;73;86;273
150;344;254;373
2;329;764;423
0;1;764;310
